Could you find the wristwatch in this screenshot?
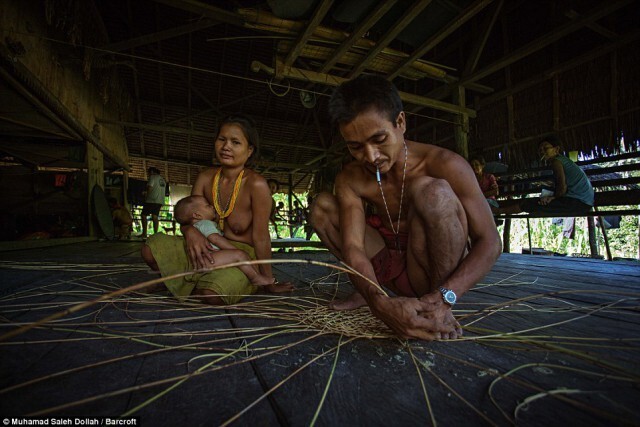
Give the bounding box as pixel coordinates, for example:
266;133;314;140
439;287;457;306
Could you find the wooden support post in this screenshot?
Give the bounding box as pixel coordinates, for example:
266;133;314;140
594;207;613;261
611;51;619;139
526;218;532;255
503;218;511;253
87;142;104;238
123;171;130;210
587;217;598;257
597;217;613;260
288;173;294;239
452;86;469;159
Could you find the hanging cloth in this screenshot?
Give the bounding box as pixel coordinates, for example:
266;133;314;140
212;168;244;231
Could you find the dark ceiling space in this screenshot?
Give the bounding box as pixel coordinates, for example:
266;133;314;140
1;0;639;191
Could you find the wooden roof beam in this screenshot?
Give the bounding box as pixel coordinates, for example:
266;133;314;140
100;119;329;153
252;58;476;118
478;28;640;108
348;0;433;79
387;0;495;81
96;18;219;57
282;0;335;72
463;0;503;76
130;154;320;172
565;9;617;40
460;0;634;86
127;93;260;139
319;0;397;74
148;0;244;26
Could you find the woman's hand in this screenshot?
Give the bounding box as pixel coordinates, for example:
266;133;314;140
183;226;215;269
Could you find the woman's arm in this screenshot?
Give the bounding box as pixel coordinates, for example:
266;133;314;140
249;175;293;292
538;159;566;206
483;174;499;198
250;178;274;278
184;170;216;268
552;159;567;197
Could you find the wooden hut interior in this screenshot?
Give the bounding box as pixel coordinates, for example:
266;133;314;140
1;1;639;425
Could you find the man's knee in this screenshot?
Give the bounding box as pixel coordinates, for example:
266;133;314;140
309;192;337;228
411;178;459;214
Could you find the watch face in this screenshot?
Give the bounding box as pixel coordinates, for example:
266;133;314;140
444;290;456;304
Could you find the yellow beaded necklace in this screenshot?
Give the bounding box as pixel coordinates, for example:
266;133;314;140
212;168;244;231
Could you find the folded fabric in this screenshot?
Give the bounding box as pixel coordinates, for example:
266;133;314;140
145;233;257;304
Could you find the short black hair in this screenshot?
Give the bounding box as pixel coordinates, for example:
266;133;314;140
173;195;202;225
541;133;562;148
328;74;403;127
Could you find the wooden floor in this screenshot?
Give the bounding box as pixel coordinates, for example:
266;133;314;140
0;241;639;426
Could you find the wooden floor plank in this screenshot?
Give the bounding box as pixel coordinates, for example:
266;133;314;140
0;242;638;425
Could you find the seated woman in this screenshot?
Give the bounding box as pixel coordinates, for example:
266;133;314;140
141;114;293;304
469;155;499;212
497;135;594;216
108;197;133;239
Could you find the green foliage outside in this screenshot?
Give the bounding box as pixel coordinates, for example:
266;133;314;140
270;191;320;241
131;193;323;251
132;196;174;236
499;213;639;259
130;184;639;259
499;151;640;260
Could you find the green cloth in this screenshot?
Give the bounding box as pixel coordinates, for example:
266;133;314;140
145;233;257;304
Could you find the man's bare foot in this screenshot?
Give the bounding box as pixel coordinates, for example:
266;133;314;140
329;291;367;311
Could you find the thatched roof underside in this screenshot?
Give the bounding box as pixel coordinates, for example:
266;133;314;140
3;0;640;187
475;39;640;171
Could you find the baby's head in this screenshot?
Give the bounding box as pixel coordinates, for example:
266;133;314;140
174;195;216;225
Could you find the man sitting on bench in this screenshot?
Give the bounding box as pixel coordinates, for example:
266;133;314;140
496;135;594;216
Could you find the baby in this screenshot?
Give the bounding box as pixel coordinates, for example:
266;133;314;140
174;195;277;287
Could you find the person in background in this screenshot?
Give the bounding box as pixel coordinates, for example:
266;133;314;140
289;200;305;238
140;167;167;238
108;197;133;240
173;195;290;291
496;135;594;216
469;155;499;213
267;179;282;239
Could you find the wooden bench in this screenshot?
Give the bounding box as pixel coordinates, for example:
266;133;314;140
271;238;326;250
493;151;640;259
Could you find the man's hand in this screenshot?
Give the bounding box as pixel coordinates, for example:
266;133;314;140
418;291;463;340
370;294;459;341
184;226;214;269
